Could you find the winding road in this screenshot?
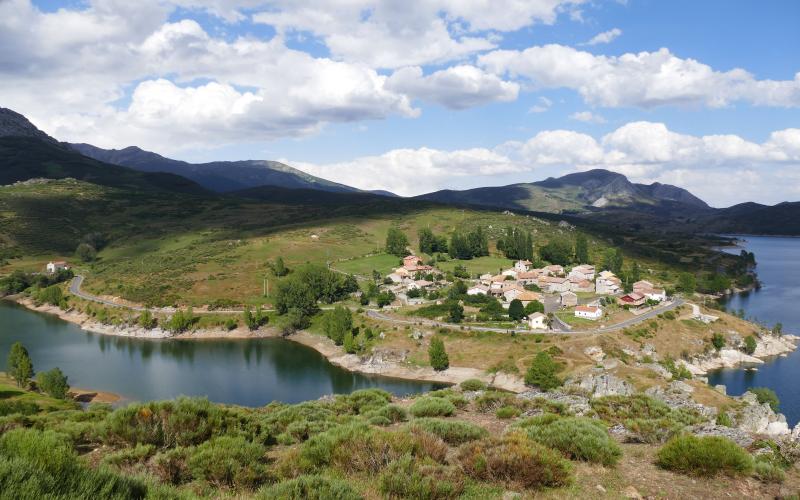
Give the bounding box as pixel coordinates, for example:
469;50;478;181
69;275;684;334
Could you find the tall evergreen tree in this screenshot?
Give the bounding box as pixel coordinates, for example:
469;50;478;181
7;342;34;388
574;234;589;263
428;337;450;371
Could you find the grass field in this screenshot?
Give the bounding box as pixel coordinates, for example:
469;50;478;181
0;373;77;412
332;253;402;277
436;255;515;276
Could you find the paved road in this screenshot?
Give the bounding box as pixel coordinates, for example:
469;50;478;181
366;298;685;335
70;275;684;334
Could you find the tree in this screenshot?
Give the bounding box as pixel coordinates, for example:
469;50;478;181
574;234;589;263
508;299;525;321
480;298;504;321
498;227;534;261
524;351;562;391
711;333;726;351
539;239;572;266
677;273;697;295
343;331;356;354
138;310;157;329
524;300;545;316
448;301;464;324
602;248;624;274
7;342;34;388
37;367;69;399
321;306;353;345
270;257;289;277
630;261;642;283
418;228;447;254
75;242;97;262
743;335;757;355
243;306;268;331
773;323;784;336
37;285;63;306
376;291;395;308
428;337;449;371
166;308;195;333
386;227;409;257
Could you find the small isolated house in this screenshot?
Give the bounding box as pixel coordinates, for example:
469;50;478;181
46;261;69;274
514;259;533;272
560;291;578;307
528;312;548;330
575;305;602;320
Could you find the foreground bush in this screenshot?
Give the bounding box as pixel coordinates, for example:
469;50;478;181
460;379;487;391
524;352;562;391
656;435;753;477
258;475;363;499
0;428;147;499
521;415;622;466
301;423;447;474
409;397;456;417
407;418;488;445
379;455;464;499
591;395;704;443
457;431;572;489
186;436;270;489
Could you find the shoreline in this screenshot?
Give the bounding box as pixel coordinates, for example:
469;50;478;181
5;296;527;393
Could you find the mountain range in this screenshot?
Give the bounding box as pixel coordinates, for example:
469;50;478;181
1;106;798;235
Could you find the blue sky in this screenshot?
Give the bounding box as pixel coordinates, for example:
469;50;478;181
2;0;799;206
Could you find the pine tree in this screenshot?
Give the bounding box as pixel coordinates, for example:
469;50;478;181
7;342;34;388
508;299;525;321
428;337;449;371
37;367;69;399
574;234;589;263
386;227;409;257
343;331;356;354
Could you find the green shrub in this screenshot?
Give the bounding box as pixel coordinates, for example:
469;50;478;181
460;379;487;391
656;435;753;477
523;415;622;466
151;447;191;485
334;388;392;415
716;411;733;427
743;335;757;355
363;404;407;425
37;367;70;400
426;389;468;408
753;460;786;483
409;397;456;418
524;352;562;391
258;475;363;499
379;455;464;499
262;401;339;445
0;428;147;499
300;424;447;474
429;337;450;371
457;431;572;489
495;406;520;419
750;387;780;412
591;395;703;444
101;397;257;448
101;444;155;470
186;436;270;489
408;418;488;445
0;399;39;417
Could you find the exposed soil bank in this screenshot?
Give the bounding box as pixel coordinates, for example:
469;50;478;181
8;297;527;393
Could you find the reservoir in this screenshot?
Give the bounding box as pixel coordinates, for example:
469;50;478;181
709;235;800;425
0;300;443;406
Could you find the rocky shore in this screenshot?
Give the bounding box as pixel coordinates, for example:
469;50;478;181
682;334;799;376
8;297;529;392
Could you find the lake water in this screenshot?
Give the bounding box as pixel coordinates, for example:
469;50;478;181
0;300;443;406
709;235;800;425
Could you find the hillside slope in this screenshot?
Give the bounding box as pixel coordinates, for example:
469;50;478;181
69;143;366;194
416;169;709;213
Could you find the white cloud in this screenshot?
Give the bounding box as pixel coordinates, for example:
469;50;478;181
479;44;800;108
583;27;621;46
290;122;800;206
528;96;553;113
386;65;519;109
569;110;606;123
252;1;582;68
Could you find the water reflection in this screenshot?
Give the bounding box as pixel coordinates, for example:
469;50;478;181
0;300;444;406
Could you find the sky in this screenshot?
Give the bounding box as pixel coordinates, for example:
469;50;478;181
1;0;799;207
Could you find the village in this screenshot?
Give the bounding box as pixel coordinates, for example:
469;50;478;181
381;253;673;332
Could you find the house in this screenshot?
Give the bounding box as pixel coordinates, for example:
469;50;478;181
501;269;518;278
467;284;489;296
528;312;548;330
632;280;654;294
618;292;646;307
403;255;422;270
542;264;565;277
645;288;667;302
596;272;622;295
568;277;595;293
517;271;539;285
414;280;433;289
575;305;602;320
517;291;542;306
545;277;570;293
479;273;493;285
46;261;69;274
560;291;578;307
514;259;533;272
568;265;595;281
502;283;526;303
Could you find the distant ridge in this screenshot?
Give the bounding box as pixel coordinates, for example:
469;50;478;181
416;168;709;213
69;143;391;196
